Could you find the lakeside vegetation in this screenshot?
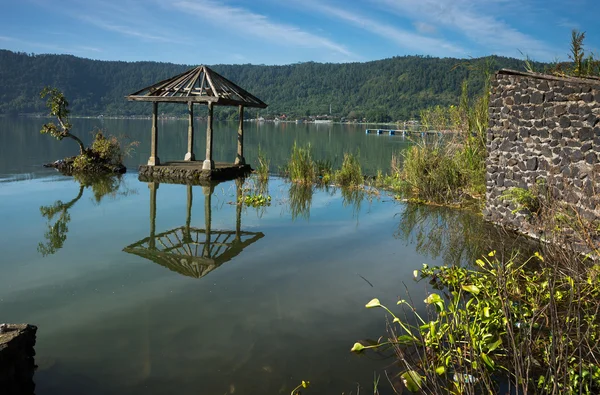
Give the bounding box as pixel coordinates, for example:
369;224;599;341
40;87;137;175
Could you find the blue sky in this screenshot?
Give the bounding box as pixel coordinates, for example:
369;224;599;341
1;0;599;65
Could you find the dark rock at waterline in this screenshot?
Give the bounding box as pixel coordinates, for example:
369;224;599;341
43;156;126;175
0;324;37;395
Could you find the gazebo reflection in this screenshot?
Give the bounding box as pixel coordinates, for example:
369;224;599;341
123;180;264;279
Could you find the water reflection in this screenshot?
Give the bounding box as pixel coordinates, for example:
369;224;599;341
288;183;313;221
38;175;130;256
123;181;264;279
394;204;535;267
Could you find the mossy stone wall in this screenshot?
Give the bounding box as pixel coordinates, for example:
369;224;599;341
485;69;600;234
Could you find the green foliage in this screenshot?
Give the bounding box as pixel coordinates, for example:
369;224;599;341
256;145;270;184
570;30;586;77
397;138;467;204
315;159;333;184
335;152;363;187
285;142;316;184
239;194;271;208
72;153;93;171
354;252;600;394
1;50;529;119
500;187;541;215
40;86;85;154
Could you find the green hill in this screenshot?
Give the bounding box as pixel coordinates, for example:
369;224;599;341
0;49;530;121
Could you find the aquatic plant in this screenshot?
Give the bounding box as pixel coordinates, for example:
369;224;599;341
256;145;270;184
285;142;316;184
353;249;600;394
239;194;271;208
335;152;363;188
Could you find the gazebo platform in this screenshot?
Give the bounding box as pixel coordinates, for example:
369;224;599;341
138;161;252;185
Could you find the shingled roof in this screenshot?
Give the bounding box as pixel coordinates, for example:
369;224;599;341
126;65;267;108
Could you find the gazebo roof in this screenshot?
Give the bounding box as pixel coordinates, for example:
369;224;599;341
126;65;268;108
123;226;264;279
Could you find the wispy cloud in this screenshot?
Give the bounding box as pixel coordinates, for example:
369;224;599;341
373;0;555;60
305;2;466;56
169;0;355;58
76;15;181;43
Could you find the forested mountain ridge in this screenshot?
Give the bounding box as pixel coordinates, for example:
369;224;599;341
0;49;530;121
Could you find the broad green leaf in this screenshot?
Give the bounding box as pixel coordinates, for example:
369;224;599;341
461;284;480;295
424;293;442;305
476;259;486;268
435;366;446;375
481;352;495;369
401;370;423;392
488;251;496;257
350;342;365;352
365;298;381;308
487;338;502;352
483;306;490;318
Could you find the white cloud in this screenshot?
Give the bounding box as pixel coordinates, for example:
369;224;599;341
307;3;466;56
169;0;355;58
373;0;555;60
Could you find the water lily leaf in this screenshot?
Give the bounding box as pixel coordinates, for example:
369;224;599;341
350;342;365;352
461;284;480;295
401;370;423;392
365;298;381;308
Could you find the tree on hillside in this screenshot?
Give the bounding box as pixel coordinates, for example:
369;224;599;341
40;87;85;154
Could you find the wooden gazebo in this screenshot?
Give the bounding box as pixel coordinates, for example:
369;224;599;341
123;180;264;279
126;66;267;170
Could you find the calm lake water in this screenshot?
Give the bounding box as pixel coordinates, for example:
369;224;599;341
0;117;527;394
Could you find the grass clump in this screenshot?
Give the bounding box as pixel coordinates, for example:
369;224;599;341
397;138;467;204
256;145;270;184
335;152;363;187
285;142;316;184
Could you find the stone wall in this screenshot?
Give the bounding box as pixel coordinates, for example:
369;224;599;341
0;324;37;394
485;69;600;240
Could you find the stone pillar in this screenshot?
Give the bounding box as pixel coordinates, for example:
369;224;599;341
148;102;160;166
203;102;215;170
235;105;245;165
184;102;195;161
148;182;158;250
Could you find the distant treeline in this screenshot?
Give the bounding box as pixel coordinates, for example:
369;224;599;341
0;49;534;121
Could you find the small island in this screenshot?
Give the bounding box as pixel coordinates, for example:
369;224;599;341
40;87;135;175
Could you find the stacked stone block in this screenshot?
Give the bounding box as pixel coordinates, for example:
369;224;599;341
485;69;600;235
